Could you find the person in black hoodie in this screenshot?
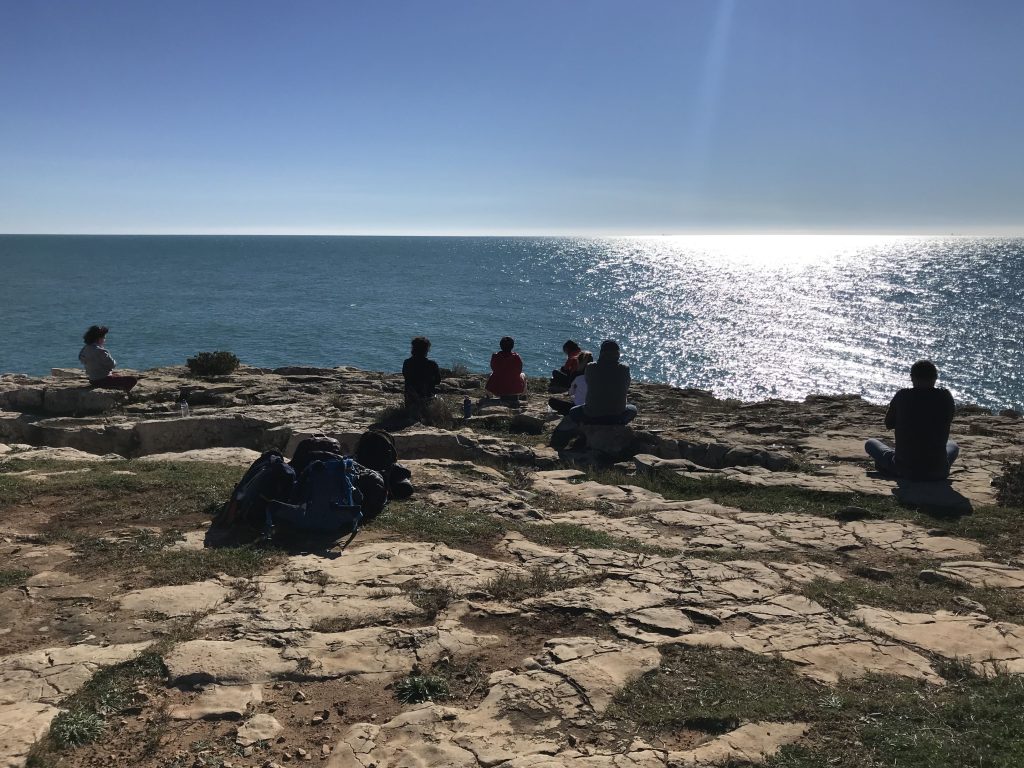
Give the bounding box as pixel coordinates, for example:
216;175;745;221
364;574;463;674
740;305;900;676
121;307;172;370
402;336;441;410
865;359;959;480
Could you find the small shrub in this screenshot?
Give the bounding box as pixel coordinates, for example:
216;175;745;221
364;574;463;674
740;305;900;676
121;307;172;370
0;569;30;588
440;362;471;377
50;710;105;748
371;402;416;431
407;585;457;619
484;565;581;601
394;674;450;703
994;456;1024;508
186;351;240;377
421;397;456;429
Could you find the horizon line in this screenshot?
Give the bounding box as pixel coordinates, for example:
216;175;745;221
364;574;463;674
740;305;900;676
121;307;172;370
3;229;1024;238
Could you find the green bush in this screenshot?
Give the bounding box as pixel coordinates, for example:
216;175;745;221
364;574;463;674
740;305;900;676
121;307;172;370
50;710;104;748
394;674;450;703
994;456;1024;508
186;351;240;377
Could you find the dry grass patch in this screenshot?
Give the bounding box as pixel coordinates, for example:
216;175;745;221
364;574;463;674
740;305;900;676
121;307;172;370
801;569;1024;624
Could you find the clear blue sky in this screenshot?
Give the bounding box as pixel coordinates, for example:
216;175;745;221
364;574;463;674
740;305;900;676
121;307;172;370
2;0;1022;235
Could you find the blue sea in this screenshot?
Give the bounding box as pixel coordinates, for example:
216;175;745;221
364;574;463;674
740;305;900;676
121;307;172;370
1;235;1021;410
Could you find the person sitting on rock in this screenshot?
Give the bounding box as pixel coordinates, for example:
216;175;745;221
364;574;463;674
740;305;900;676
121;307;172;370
402;336;441;411
865;359;959;480
551;340;637;448
78;325;139;392
486;336;527;400
548;350;593;415
550;339;582;389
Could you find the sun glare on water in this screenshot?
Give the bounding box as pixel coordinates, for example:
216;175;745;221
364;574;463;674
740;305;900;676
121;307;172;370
648;234;915;268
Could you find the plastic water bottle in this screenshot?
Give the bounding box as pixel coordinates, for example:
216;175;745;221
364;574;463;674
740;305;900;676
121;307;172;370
179;400;190;417
463;397;472;420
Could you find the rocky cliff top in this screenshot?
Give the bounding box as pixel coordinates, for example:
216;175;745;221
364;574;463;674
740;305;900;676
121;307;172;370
2;364;1024;767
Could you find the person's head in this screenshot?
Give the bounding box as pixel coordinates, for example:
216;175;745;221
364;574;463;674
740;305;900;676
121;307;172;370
577;350;594;368
910;359;939;388
598;339;620;363
499;336;515;352
410;336;431;358
562;339;581;356
83;325;108;345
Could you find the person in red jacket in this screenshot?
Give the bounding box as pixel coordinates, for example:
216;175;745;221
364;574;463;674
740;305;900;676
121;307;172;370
486;336;527;398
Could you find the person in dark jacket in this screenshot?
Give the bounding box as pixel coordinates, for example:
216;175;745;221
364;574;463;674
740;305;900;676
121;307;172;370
78;325;139;392
402;336;441;410
486;336;527;398
865;359;959;480
550;340;637;448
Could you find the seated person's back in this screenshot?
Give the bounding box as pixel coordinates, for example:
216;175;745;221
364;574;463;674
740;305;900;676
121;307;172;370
486;336;527;396
584;340;630;418
865;359;958;481
403;336;441;402
888;384;955;479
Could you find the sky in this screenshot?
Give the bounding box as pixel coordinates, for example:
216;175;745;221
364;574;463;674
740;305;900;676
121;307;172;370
1;0;1022;235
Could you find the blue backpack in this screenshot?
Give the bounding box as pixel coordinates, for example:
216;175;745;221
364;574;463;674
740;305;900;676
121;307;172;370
268;458;364;549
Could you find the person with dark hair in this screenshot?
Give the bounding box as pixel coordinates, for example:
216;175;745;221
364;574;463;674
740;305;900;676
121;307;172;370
865;359;959;480
486;336;527;399
402;336;441;409
551;339;582;388
551;340;638;448
78;325;139;392
548;350;593;414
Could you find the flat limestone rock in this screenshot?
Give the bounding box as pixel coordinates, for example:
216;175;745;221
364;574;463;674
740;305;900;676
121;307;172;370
0;446;123;464
169;683;263;721
668;721;809;766
138;447;263;466
933;561;1024;589
117;580;232;617
851;607;1024;675
0;701;61;768
531;470;664;505
328;637;660;768
0;642;151;707
198;543;522;635
164;639;300;685
636;496;980;558
679;616;939;684
236;713;283;746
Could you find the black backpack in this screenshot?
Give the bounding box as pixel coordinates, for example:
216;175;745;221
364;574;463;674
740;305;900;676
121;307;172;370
355;430;398;473
217;451;296;529
351;462;388;522
290;435;343;475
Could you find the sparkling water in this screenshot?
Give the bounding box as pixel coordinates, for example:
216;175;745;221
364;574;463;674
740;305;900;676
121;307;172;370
1;234;1021;409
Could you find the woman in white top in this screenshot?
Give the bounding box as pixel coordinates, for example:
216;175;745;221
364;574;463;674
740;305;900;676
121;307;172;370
547;351;593;415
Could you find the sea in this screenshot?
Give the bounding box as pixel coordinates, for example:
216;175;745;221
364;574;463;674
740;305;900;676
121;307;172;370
1;235;1021;410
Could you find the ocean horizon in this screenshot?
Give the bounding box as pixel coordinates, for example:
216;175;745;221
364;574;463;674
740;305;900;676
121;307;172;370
2;234;1022;411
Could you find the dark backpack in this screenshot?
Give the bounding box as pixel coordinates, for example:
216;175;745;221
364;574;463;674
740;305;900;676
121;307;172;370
290;435;343;475
217;451;296;529
355;429;413;500
355;430;398;473
351;462;388;522
269;458;364;548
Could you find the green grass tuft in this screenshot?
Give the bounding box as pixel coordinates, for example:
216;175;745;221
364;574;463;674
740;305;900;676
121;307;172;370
0;568;31;588
483;565;596;602
49;710;105;748
394;674;450;704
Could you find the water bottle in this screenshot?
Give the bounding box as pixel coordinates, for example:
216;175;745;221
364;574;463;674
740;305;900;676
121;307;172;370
463;397;472;420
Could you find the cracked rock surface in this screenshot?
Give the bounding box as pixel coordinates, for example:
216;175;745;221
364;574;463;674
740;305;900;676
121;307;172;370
3;364;1024;767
